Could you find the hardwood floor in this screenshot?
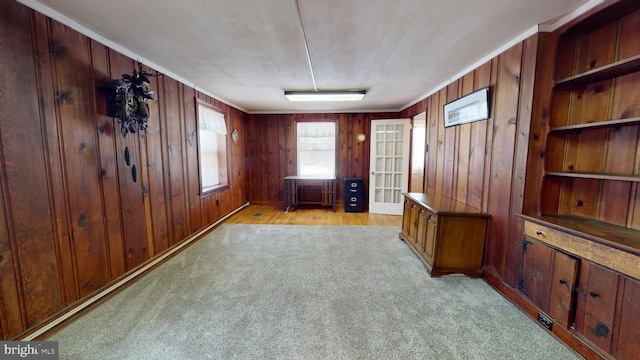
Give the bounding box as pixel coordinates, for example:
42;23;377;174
226;203;403;226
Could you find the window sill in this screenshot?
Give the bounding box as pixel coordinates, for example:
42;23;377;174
199;184;229;198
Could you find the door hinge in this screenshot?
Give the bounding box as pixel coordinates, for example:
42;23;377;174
425;144;429;153
521;239;531;253
517;277;528;295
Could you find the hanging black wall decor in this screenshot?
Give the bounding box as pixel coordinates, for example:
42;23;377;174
101;61;155;137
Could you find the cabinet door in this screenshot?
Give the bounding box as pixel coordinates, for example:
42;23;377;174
421;214;437;265
575;261;620;353
519;239;554;313
614;277;640;360
401;199;414;241
414;209;427;254
548;251;578;327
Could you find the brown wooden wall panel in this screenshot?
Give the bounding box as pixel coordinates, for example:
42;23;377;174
0;2;65;332
434;88;447;198
505;35;538;287
455;74;474;204
442;83;459;199
0;1;247;339
484;44;523;278
183;87;201;232
612;72;640;119
426;95;439;196
49;20;112;297
142;73;170;256
91;41;127;283
31;12;77;308
163;77;188;246
590;21;619;67
618;10;640;59
109;52;150;270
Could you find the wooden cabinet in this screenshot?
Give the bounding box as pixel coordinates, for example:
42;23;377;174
399;193;488;277
518;238;579;328
520;217;640;359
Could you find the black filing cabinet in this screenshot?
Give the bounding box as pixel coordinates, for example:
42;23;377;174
344;177;364;212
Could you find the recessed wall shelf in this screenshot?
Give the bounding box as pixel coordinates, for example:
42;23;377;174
546;171;640;182
555;54;640;88
549;116;640;132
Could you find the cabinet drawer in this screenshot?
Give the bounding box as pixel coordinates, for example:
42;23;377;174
524;220;640;280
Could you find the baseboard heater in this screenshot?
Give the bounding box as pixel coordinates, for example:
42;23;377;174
21;201;250;340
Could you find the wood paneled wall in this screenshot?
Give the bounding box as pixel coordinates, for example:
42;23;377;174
0;2;247;339
246;112;400;205
400;36;539;287
0;0;581;346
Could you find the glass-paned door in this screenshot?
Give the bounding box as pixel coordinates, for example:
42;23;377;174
369;119;411;215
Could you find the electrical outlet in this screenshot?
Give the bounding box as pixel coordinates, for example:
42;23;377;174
537;313;553;331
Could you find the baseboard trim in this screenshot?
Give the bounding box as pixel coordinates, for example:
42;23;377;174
482;270;605;360
20;201;250;341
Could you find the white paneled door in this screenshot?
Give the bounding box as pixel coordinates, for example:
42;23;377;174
369;119;411;215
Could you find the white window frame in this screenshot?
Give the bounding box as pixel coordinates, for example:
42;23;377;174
197;100;228;194
296;121;337;178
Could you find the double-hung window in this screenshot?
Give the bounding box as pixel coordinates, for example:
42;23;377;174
197;101;228;194
296;121;336;177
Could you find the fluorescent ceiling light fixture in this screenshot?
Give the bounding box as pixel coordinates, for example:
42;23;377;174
285;90;365;102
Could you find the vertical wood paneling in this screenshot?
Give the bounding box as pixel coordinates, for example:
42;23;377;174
434;88;447;197
163;77;187;246
184;88;201;232
618;10;640;59
109;52;148;270
267;116;280;201
524;33;557;216
426;96;438;195
598;126;637;225
442;82;459;198
484;43;523;277
468;62;491;209
50;20;111;297
587;21;618;68
337;114;349;195
31;13;77;306
0;173;20;337
0;1;63;328
0;2;248;339
143;75;170;254
505;35;538;287
91;40;126;281
455;74;474;203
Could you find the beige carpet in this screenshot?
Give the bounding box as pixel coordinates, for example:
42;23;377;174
51;224;581;359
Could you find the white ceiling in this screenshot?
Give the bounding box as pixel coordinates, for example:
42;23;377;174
21;0;595;114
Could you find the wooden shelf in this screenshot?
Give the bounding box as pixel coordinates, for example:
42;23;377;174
555;54;640;88
550;117;640;133
546;171;640;182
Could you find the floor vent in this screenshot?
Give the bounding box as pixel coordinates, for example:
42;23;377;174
253;212;263;217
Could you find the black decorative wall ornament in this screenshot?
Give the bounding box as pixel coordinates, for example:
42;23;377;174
101;61;156;137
